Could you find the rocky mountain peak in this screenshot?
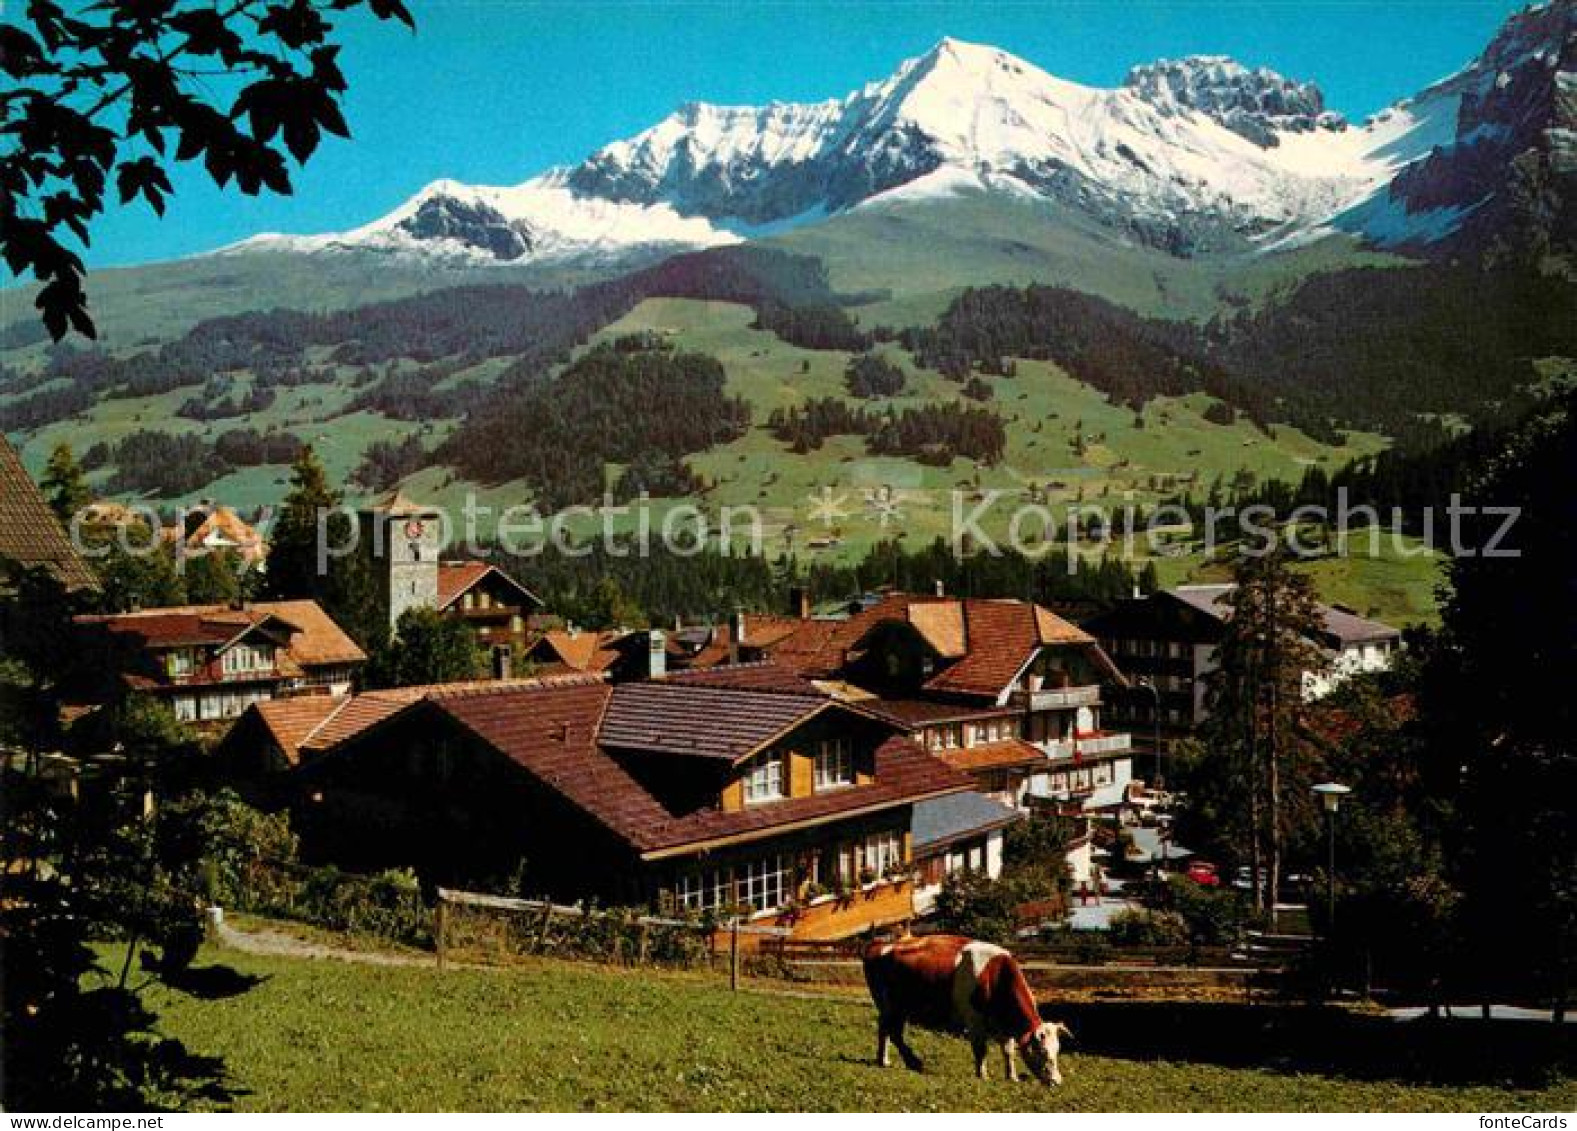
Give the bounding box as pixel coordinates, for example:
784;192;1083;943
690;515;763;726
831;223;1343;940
234;8;1574;268
395;193;534;261
1124;55;1346;146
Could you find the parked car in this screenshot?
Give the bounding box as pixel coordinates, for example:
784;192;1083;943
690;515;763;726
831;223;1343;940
1233;866;1310;898
1186;861;1221;886
1233;865;1258;891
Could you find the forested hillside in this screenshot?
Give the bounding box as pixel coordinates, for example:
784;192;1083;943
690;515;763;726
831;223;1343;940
900;267;1577;441
4;240;1572;538
437;341;750;507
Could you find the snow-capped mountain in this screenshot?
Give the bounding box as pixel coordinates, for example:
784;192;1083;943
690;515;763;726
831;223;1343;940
228;3;1576;265
1350;0;1576;255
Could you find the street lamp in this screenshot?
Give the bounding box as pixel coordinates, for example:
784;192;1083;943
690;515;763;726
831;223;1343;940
1312;782;1351;931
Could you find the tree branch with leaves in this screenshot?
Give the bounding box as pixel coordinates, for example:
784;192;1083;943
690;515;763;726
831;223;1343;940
1;0;414;340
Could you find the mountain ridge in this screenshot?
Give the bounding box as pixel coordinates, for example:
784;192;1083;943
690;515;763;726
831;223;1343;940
222;8;1576;269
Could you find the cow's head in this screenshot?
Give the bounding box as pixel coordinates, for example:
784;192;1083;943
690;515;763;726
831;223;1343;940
1021;1021;1072;1086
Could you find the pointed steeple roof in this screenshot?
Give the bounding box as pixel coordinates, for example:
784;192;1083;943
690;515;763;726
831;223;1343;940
362;487;436;516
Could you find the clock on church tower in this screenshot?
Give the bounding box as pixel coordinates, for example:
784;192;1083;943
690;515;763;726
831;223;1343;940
358;491;443;633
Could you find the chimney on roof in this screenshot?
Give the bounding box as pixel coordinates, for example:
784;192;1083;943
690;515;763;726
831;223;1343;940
789;586;810;620
729;608;745;664
934;579;945;597
492;647;513;681
648;629;667;681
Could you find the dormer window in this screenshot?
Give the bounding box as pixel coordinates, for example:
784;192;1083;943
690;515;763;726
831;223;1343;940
814;738;853;791
741;751;784;805
221;641;273;676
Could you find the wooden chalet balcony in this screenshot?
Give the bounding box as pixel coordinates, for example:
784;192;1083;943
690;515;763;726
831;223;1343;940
767;877;915;941
1009;684;1102;712
1038;732;1134;761
452;604;526;620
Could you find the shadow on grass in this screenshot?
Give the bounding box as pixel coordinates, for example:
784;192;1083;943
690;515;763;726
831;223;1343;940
1045;1000;1572;1088
163;962;270;1000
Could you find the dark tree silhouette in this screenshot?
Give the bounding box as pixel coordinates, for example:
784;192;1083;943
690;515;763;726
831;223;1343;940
1;0;414;340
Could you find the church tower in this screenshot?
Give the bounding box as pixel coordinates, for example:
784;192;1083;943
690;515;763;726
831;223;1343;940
359;490;442;633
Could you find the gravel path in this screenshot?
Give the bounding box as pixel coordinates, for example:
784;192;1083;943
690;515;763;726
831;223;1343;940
215;920;433;967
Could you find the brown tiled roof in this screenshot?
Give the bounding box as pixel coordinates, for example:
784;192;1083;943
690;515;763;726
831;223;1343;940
529;629;632;673
1036;603;1094;644
251;696;345;765
77;609;261;650
436;560;541;610
907;601;968;658
310;672;967;858
758;618;847;676
442;686;968;856
251;600;366;666
0;436;98;591
298;675;588;756
1316;605;1401;646
660;661;823;695
795;594;1087;697
858;698;1021;729
922;600;1040;699
599;681;834;761
644;736;969;857
937;738;1048;773
923;599;1095;700
299;692;418;756
433;679;658;845
80;600;365;670
684;614;815;667
765;594;951;678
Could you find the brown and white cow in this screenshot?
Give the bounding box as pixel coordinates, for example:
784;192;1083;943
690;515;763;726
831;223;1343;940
862;934;1071;1085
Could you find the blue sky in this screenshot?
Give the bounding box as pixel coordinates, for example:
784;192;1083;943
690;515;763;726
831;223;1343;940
75;0;1528;267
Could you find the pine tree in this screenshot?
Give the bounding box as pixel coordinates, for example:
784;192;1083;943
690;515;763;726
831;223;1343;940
94;541;186;613
575;576;644;631
183;548;243;606
263;445;383;648
1205;547;1328;920
39;443;91;526
264;445;340;606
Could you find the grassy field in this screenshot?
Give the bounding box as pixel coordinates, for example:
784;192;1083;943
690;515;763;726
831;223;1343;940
10;272;1443;624
138;944;1573;1112
0;251;599;348
771;193;1407;325
573;297;1442;622
1163;532;1445;627
587;298;1392;552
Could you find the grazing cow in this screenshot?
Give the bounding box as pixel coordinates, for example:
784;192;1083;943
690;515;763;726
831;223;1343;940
862;933;1071;1085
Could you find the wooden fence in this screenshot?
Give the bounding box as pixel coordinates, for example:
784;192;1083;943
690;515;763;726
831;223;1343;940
431;888;1309;1001
767;931;1309;971
434;887;791;988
